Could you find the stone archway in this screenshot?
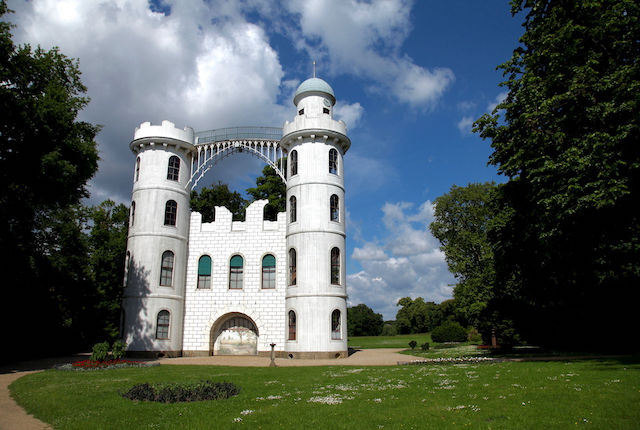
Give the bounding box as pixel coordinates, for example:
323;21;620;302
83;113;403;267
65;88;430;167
210;313;259;356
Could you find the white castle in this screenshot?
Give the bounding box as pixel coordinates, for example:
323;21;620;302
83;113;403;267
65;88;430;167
121;77;351;358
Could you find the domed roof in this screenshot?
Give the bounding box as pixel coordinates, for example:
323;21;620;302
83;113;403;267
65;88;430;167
293;77;336;106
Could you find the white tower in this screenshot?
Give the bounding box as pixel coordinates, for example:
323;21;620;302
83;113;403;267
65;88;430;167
122;121;194;357
281;78;351;358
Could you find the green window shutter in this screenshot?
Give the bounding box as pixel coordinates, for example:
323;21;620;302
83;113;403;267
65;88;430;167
198;256;211;275
262;254;275;267
230;255;243;267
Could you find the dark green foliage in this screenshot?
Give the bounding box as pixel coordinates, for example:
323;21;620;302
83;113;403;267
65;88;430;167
246;164;286;221
122;381;240;403
408;340;417;350
474;0;640;349
90;342;110;362
431;321;468;343
111;340;126;360
381;322;397;336
430;182;497;330
190;182;248;222
395;297;458;334
347;304;384;336
421;342;430;351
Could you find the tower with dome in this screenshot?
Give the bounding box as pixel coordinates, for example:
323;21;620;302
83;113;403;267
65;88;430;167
121;77;351;358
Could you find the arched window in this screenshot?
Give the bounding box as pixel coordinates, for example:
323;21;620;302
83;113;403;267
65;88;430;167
290;150;298;176
197;255;211;289
135;156;141;181
331;310;341;340
288;310;297;341
164;200;177;226
329;148;338;174
330;194;339;222
130;201;136;227
160;251;174;286
167;155;180;181
156;310;170;339
229;255;243;289
331;247;340;285
289;196;297;223
262;254;276;289
288;248;297;286
123;251;131;287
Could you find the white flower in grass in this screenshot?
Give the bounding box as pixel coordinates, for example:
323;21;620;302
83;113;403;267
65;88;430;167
233;417;242;423
308;394;343;405
240;410;254;415
373;398;382;403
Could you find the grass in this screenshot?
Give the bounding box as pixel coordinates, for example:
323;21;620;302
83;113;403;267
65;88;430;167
349;333;433;349
10;357;640;429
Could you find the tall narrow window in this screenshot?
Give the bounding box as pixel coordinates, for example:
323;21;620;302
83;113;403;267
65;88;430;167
123;251;131;287
290;196;297;223
164;200;177;226
331;247;340;285
290;150;298;176
160;251;174;286
262;254;276;289
156;310;170;339
229;255;243;289
130;201;136;227
288;248;297;286
329;148;338;174
197;255;211;289
288;310;297;340
167;155;180;181
331;310;341;340
135;156;141;181
330;194;339;222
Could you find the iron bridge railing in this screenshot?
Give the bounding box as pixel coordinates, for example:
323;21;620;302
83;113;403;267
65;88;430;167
195;126;282;145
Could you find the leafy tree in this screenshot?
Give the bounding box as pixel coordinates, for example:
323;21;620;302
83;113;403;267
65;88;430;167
246;164;286;221
190;182;248;222
395;297;456;334
0;2;99;360
474;0;640;349
430;182;497;330
88;200;129;341
347;304;384;336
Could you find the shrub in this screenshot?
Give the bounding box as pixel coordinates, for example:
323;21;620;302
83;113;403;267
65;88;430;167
112;340;127;360
431;321;468;343
122;380;240;403
408;340;417;350
467;328;482;344
90;341;110;362
421;342;430;351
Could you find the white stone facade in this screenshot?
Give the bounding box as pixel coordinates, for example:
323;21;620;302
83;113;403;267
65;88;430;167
122;77;351;358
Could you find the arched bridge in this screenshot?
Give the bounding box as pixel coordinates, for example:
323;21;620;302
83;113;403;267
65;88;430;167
188;126;285;190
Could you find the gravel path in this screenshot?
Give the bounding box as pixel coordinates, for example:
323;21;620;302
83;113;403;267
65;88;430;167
0;349;409;429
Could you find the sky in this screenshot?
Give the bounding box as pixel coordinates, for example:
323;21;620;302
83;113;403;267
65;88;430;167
7;0;524;320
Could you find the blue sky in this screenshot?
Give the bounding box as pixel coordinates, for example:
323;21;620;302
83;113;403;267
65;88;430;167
8;0;523;320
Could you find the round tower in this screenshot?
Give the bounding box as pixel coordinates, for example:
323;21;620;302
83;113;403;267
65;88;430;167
281;78;351;358
122;120;194;357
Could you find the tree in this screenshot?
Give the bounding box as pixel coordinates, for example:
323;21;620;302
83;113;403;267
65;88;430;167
190;182;248;222
88;200;129;341
395;297;456;334
1;2;100;360
347;304;384;337
474;0;640;349
246;164;286;221
430;182;497;330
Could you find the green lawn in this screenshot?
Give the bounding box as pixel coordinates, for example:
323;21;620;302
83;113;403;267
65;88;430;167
10;357;640;429
349;333;433;349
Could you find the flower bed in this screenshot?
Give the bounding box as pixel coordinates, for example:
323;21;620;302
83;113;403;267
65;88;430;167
56;359;159;371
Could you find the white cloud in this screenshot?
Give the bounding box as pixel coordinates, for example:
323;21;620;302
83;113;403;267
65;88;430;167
457;115;474;135
333;102;364;130
286;0;454;107
487;91;509;113
8;0;289;204
344;152;397;194
349;200;455;319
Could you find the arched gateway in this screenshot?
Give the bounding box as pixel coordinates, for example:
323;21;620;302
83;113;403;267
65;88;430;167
121;77;351;359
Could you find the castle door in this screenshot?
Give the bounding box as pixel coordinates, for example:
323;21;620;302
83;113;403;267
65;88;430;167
212;315;258;355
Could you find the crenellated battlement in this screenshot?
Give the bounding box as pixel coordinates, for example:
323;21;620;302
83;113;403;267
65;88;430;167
190;200;286;233
133;120;195;144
